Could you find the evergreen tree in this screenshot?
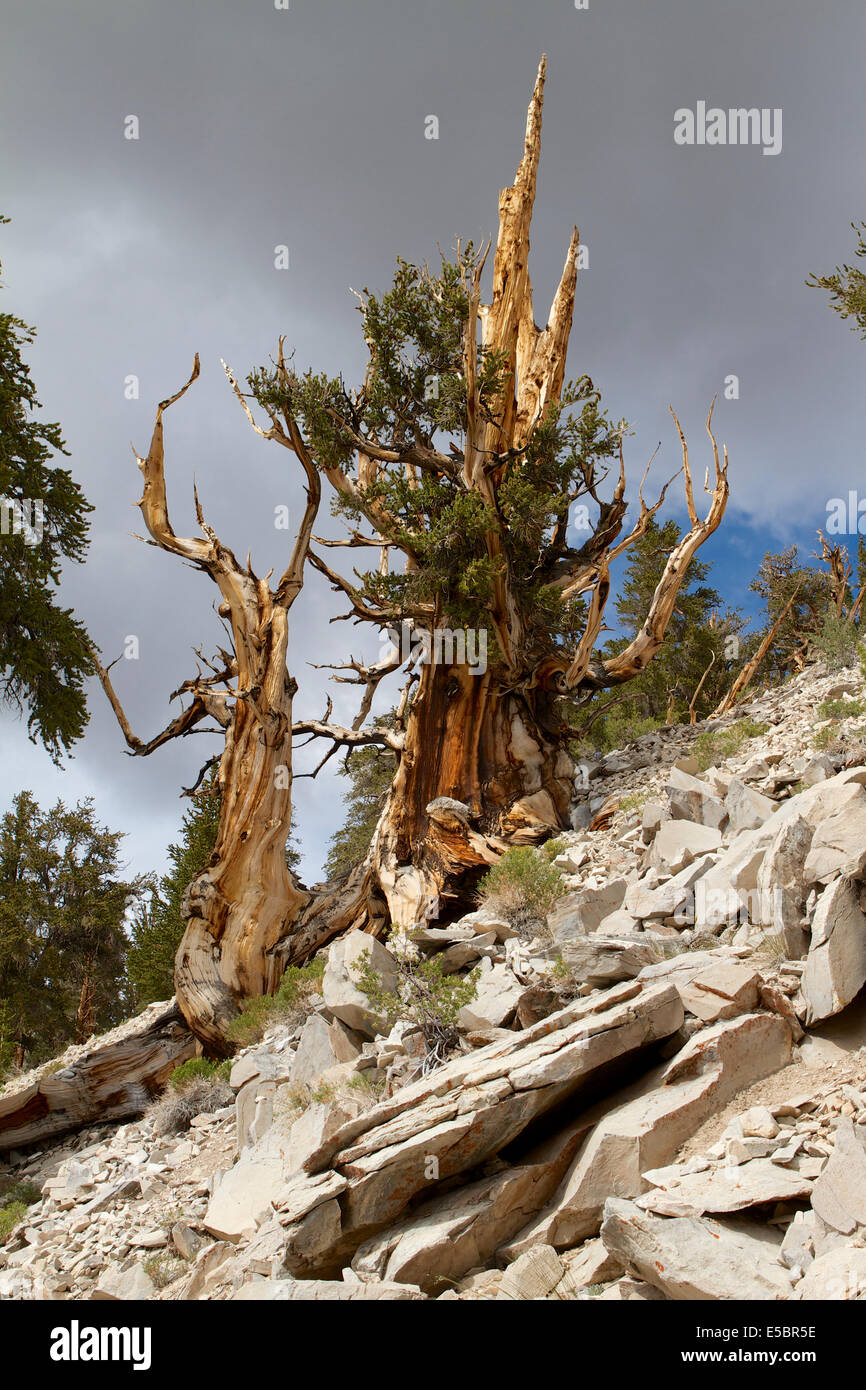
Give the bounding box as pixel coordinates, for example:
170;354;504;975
324;745;397;880
575;518;741;748
0;217;94;761
748;546;829;679
0;792;143;1072
808;221;866;338
128;777;221;1007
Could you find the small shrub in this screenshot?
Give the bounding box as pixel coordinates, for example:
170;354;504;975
0;1179;40;1207
813;724;838;752
310;1080;338;1105
347;1071;386;1101
143;1251;186;1290
148;1074;234;1137
353;943;479;1071
540;838;568;861
0;1177;42;1240
816;696;864;721
811;614;863;670
226;957;325;1045
168;1057;231;1091
0;1201;28;1241
691;719;769;772
477;847;564;929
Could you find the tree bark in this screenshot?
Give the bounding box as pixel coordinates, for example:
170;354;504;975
368;661;574;928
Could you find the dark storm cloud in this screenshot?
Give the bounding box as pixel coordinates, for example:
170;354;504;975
1;0;864;879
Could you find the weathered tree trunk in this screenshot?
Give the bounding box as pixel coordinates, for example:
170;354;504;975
94;352;322;1049
0;1004;196;1153
75;966;95;1045
283;57;728;950
175;587;309;1051
370;662;573;928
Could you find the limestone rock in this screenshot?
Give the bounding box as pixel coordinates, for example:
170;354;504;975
725;778;776;834
501;1010;792;1255
637;1157;812;1216
810;1117;866;1234
600;1198;791;1300
496;1245;564;1300
230;1277;426;1300
804;789;866;884
282;980;683;1276
800;877;866;1025
322;934;398;1037
92;1260;156;1301
666;767;727;830
456;962;525;1029
649;821;722;875
676;960;760;1025
561;936;658;988
290;1014;339;1087
794;1245;866;1300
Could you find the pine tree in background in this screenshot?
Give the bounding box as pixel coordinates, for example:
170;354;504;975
0;792;143;1073
748;546;832;679
574;518;742;749
128;777;221;1007
323;745;397;880
0;217;94;761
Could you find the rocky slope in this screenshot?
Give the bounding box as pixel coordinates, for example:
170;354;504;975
3;659;866;1301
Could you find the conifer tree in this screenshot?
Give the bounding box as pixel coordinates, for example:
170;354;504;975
0;217;94;760
0;793;143;1070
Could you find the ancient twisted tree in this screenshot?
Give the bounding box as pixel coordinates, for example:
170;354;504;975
88;57;729;1054
92;355;322;1049
263;57;730;943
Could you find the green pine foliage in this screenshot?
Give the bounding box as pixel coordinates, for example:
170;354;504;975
249;246;622;664
324;742;397;880
0;217;95;761
808;221;866;338
572;518;743;750
127;777;222;1007
0;792;144;1075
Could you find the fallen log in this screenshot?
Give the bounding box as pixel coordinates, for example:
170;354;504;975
0;1003;196;1154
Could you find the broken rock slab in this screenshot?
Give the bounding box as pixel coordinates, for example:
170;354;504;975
676;960;760;1025
636;1157;812;1217
322;934;398;1038
280;980;684;1276
725;778;776;834
666;767;727;830
456;961;526;1030
501;1010;793;1256
560;936;658;989
799;877;866;1026
230;1278;426;1300
810;1117;866;1235
350;1118;587;1293
649;821;722;875
600;1198;792;1300
804;788;866;884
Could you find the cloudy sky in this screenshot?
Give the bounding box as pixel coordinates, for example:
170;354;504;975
1;0;865;885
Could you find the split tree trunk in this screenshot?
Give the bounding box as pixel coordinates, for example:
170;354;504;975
369;661;574;929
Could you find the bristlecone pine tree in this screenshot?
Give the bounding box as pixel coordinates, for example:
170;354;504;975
94;58;730;1049
268;56;730;948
